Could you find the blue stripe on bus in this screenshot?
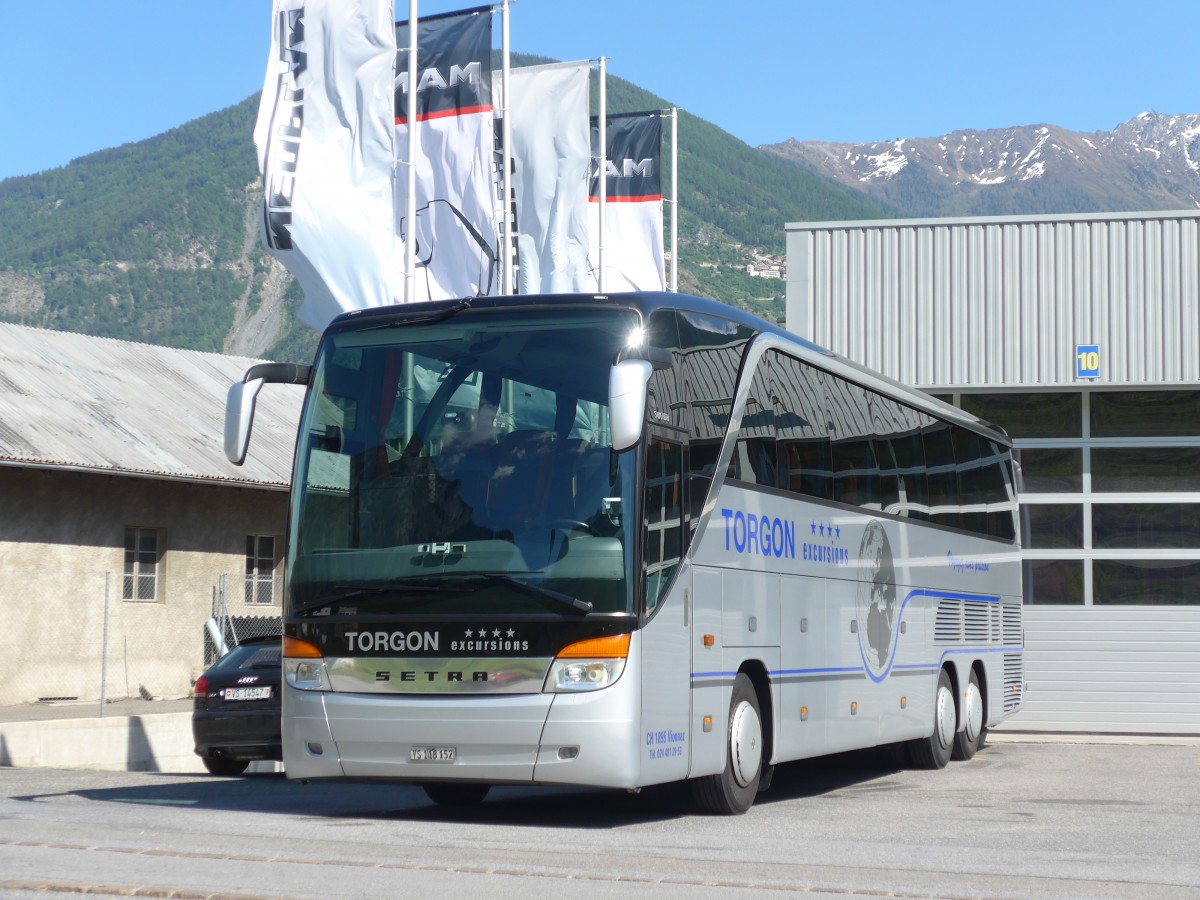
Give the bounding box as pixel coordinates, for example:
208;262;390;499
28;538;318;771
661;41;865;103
691;585;1019;683
778;646;1022;679
691;645;1024;683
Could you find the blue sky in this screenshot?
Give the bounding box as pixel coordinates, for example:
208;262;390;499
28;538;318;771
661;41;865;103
1;0;1196;181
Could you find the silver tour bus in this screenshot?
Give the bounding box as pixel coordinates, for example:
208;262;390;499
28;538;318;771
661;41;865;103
226;292;1023;814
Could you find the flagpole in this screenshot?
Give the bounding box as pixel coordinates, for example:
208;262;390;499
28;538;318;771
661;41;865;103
597;56;607;293
500;0;512;295
404;0;419;303
670;106;678;292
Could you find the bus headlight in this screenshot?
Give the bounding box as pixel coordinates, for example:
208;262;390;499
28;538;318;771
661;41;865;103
284;636;331;691
547;658;626;691
285;658;332;691
544;633;630;693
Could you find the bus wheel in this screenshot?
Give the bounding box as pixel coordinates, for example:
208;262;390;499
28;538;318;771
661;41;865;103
692;673;763;815
423;782;491;807
908;668;955;769
952;668;987;761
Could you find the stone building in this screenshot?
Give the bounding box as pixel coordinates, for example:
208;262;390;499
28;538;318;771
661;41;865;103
0;324;304;705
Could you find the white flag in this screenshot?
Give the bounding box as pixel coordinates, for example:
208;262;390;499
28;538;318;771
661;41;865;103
497;61;591;294
255;0;398;331
395;8;500;302
588;112;666;292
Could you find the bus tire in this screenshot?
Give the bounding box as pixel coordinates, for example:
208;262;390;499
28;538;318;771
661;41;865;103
691;673;763;815
422;782;491;807
908;668;955;770
952;667;987;760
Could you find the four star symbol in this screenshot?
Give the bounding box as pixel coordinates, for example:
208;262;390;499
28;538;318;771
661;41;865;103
810;520;843;540
463;627;520;639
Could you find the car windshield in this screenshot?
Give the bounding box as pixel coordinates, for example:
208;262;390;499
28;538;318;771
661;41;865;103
287;306;641;618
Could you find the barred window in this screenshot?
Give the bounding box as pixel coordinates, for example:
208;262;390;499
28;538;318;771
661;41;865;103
123;527;161;602
245;535;277;605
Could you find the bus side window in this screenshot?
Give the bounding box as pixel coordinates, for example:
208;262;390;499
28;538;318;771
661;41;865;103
644;438;683;615
646;309;685;430
731;355;776;487
870;392;929;518
890;422;930;519
827;378;879;509
680;311;752;535
772;351;832;501
924;421;959;529
983;440;1018;541
953;427;989;535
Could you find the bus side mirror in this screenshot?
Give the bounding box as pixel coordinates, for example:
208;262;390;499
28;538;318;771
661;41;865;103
224;377;265;465
609;358;652;452
224;362;312;465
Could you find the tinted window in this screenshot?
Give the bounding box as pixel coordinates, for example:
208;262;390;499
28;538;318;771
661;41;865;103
1094;560;1200;605
891;427;929;520
1023;559;1084;604
211;641;282;672
1019;448;1082;493
1023;503;1084;549
1092;448;1200;493
1092;504;1200;549
923;421;958;529
1091;391;1200;438
730;355;775;487
679;313;754;530
870;392;928;518
953;429;991;535
645;309;685;431
961;392;1082;439
773;352;832;500
826;378;879;509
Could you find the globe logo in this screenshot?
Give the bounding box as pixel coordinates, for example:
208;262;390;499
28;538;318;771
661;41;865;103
856;520;897;680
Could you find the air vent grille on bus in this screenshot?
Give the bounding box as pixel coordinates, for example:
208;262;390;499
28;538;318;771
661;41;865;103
1003;653;1023;712
1002;600;1021;646
934;599;962;643
963;601;991;643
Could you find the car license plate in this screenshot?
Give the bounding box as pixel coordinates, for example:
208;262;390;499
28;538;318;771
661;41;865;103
223;686;272;701
410;746;456;763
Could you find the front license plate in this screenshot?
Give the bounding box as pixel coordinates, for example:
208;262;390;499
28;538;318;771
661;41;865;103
410;746;456;763
223;686;272;701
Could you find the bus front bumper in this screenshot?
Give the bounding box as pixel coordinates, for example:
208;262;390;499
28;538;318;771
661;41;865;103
282;677;643;788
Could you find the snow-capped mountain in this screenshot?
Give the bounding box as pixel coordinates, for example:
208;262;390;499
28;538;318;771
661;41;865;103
763;113;1200;218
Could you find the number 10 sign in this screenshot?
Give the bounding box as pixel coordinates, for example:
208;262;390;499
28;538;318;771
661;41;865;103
1075;344;1101;379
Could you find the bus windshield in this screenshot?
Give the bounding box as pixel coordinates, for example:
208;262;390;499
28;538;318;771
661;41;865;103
288;306;641;619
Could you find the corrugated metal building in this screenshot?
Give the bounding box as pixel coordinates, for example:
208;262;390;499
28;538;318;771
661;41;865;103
786;209;1200;734
0;323;305;705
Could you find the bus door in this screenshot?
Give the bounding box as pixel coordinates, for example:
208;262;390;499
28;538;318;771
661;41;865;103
637;433;691;783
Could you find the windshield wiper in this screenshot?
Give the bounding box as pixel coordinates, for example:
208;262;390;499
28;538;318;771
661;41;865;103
296;581;464;614
477;573;593;614
357;297;473;331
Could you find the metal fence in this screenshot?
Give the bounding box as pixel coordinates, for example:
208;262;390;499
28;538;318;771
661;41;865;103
2;571;281;714
203;573;283;666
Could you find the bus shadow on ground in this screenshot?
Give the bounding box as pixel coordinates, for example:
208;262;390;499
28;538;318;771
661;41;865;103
18;745;909;827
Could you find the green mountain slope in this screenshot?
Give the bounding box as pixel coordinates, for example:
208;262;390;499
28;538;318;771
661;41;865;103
0;97;266;351
0;63;892;362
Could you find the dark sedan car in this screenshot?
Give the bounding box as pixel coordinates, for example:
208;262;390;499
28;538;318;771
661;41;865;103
192;635;283;775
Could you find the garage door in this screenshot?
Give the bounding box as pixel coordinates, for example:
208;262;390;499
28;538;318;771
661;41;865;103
998;607;1200;734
